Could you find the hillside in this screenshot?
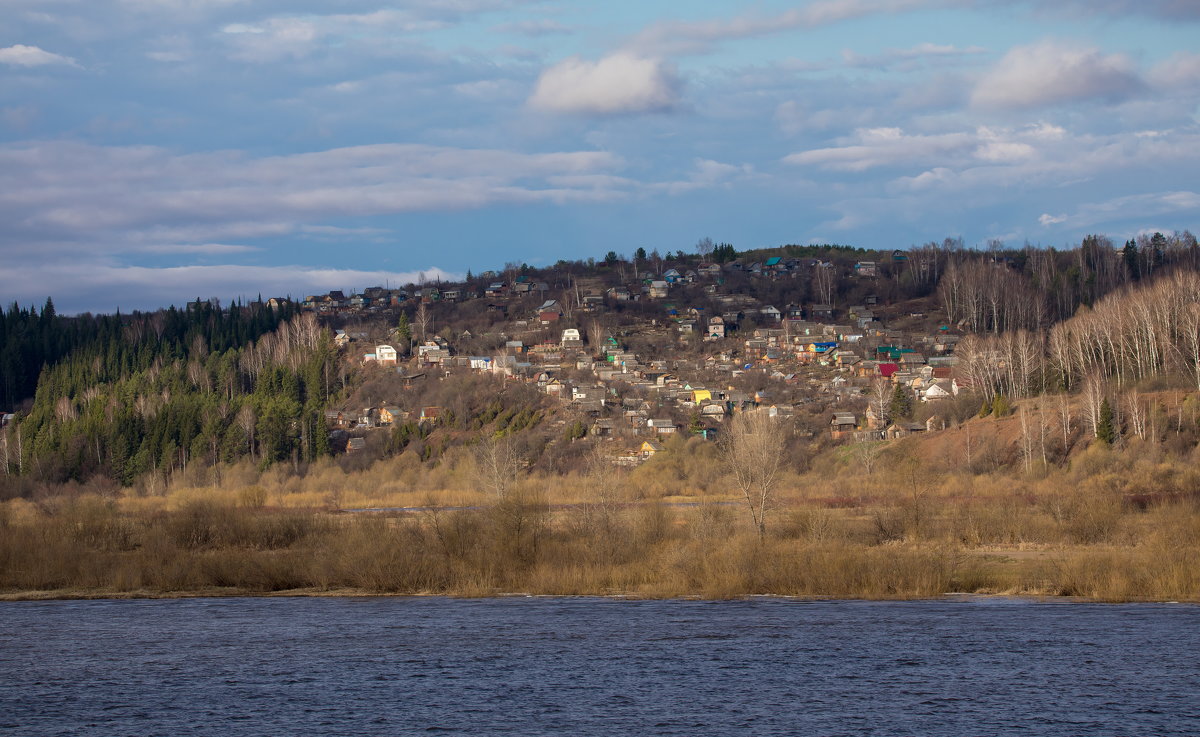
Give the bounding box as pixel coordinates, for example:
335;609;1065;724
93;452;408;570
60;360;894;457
3;235;1200;600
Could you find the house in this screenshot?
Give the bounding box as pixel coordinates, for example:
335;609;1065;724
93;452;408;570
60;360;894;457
640;440;664;459
376;344;398;366
419;406;443;424
830;412;858;440
854;261;877;277
922;380;954;402
697;263;722;277
591;418;617;438
648;281;670;298
707;316;726;339
607;286;632;301
346;437;366;454
334;330;349;348
663;268;682;283
378;406;403;425
324;410;347;427
886;422;926;440
647;419;678;435
760;305;782;322
700;403;727;421
561;328;583;348
809;304;834;321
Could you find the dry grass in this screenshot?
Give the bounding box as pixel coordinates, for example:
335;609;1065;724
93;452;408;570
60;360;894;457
5;423;1200;601
2;484;1198;601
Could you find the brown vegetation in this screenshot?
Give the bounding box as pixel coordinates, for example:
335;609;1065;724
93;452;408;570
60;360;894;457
4;418;1200;602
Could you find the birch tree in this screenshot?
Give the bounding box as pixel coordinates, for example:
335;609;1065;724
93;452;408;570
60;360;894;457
723;410;790;538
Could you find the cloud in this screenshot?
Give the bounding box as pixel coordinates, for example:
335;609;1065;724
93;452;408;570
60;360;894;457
1014;0;1200;21
135;243;261;254
653;158;755;195
972;40;1143;109
0;44;78;67
0;140;629;257
1149;52;1200;90
841;42;987;70
0;261;462;314
784;127;975;172
493;19;571;37
1035;191;1200;230
627;0;954;55
529;53;680;115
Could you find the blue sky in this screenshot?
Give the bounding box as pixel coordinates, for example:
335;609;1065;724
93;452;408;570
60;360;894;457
3;0;1200;312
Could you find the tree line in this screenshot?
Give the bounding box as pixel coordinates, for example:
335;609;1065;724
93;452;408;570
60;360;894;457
1;305;334;487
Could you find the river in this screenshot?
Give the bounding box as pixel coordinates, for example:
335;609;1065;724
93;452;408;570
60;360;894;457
1;596;1197;736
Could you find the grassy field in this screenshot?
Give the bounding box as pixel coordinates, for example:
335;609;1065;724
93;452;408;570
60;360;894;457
2;482;1197;602
5;408;1200;602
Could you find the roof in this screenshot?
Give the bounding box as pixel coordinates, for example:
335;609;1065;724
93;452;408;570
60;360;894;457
878;363;900;377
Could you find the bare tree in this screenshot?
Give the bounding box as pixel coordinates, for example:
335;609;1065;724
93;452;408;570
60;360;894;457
586;318;607;356
1124;392;1148;441
1080;374;1106;438
722;410;790;538
414;301;431;344
812;263;836;306
474;435;523;499
868;378;891;429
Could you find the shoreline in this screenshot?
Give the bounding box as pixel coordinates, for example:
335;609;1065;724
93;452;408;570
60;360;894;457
2;587;1194;604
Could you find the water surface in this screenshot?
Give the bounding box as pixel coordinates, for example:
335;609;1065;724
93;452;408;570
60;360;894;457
1;596;1197;736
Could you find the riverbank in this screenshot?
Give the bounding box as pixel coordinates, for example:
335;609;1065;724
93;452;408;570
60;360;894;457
2;493;1197;602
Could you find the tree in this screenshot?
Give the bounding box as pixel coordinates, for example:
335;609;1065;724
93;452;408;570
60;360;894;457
722;410;790;538
1096;398;1117;445
868;378;891;428
474;435;522;499
396;312;412;353
604;251;619;265
634;247;647;261
696;237;714;257
889;385;912;422
414;302;431;344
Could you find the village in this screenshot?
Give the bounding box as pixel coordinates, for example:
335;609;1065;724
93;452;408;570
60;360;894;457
299;251;968;464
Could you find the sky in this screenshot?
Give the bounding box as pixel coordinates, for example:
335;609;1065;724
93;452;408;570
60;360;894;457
3;0;1200;313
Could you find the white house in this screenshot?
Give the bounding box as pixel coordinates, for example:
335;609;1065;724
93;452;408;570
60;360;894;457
376;344;398;366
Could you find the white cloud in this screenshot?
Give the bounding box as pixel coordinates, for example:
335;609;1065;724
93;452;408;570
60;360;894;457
783;127;974;171
0;44;78;67
0;261;461;314
0;140;629;256
529;53;680;115
972;40;1143;109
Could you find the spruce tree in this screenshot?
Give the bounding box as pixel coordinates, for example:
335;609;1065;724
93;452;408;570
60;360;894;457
1096;399;1116;444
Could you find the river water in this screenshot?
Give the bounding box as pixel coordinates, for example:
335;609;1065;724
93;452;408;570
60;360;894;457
1;596;1197;736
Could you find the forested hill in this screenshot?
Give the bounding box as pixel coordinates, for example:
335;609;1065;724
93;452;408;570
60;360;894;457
0;298;300;410
2;300;335;485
